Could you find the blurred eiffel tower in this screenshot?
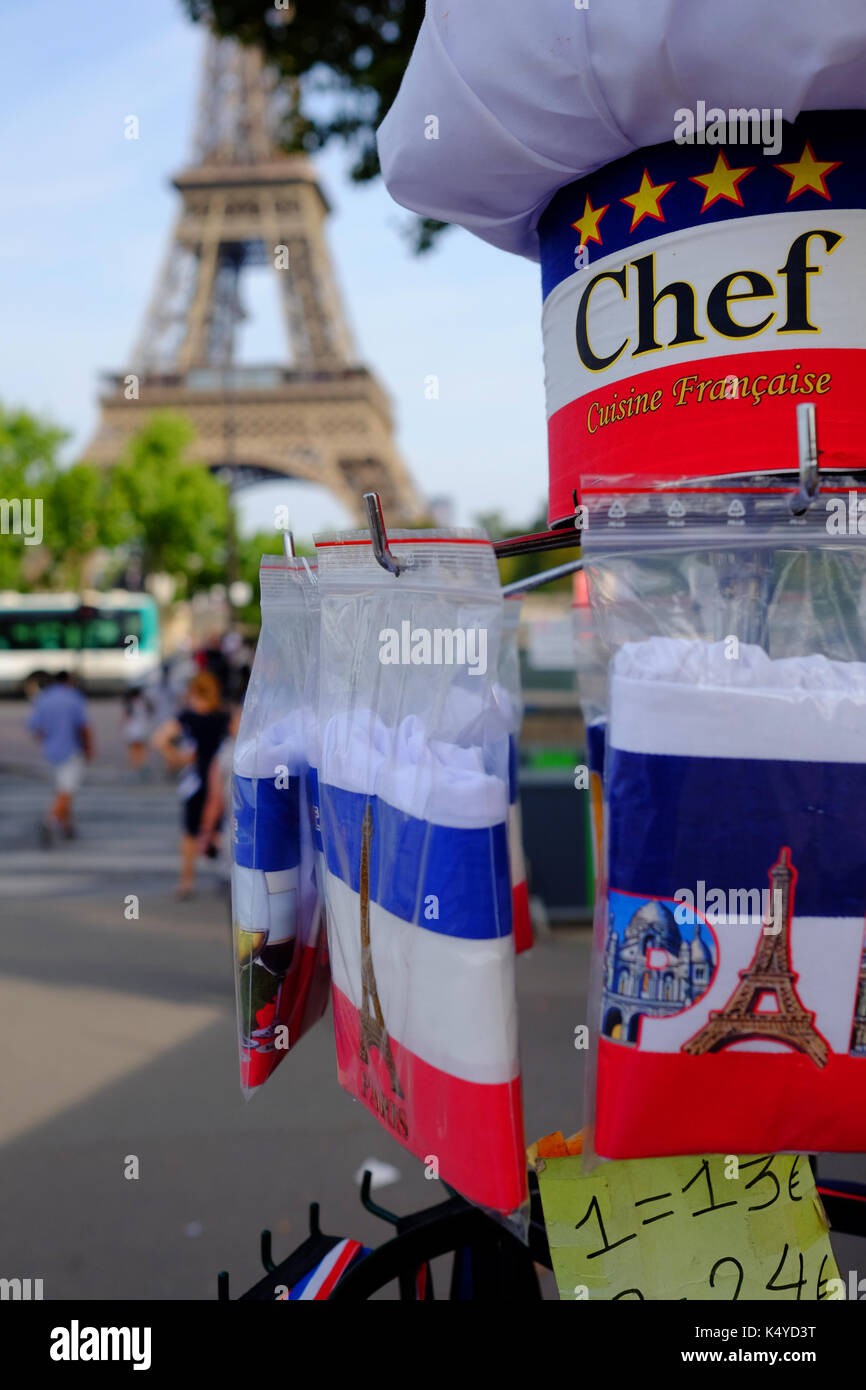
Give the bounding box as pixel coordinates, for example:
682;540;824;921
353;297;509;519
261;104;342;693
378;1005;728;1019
86;32;421;523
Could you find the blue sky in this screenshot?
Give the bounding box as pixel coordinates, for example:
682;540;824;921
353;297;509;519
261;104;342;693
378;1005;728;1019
0;0;548;540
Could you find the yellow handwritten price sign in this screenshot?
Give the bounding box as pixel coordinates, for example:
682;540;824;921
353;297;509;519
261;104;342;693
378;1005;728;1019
536;1152;840;1301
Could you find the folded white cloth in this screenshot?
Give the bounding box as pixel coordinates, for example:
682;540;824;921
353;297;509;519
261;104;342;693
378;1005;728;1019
234;712;308;778
232;864;299;944
610;638;866;762
321;708;508;828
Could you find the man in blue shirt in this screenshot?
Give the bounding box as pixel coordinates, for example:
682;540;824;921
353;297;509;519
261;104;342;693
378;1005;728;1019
28;671;92;844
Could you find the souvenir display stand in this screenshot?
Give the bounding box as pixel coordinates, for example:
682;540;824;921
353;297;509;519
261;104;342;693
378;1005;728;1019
220;0;866;1299
218;470;866;1301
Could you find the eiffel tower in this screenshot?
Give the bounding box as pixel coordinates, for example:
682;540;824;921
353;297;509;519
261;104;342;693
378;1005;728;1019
85;33;421;523
358;803;403;1097
683;847;829;1068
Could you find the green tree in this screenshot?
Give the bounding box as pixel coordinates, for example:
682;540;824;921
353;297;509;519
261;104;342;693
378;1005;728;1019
0;403;67;590
182;1;446;251
107;412;231;593
40;462;130;592
0;405;66;492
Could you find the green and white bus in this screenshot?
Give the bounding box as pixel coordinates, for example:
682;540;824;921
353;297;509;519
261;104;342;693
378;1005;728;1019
0;591;160;694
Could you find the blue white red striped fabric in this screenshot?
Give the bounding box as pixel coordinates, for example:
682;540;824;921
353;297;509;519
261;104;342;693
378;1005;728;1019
320;709;527;1215
594;637;866;1158
507;735;532;954
277;1239;369;1300
232;724;306;963
230;555;330;1094
501;598;531;954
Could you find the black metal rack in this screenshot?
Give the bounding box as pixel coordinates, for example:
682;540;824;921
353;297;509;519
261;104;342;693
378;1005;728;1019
219;1168;549;1301
219;1161;866;1300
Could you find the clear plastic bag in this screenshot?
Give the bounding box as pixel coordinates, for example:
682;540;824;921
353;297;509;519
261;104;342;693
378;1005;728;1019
314;527;528;1224
580;476;866;1161
571;568;609;887
231;555;330;1097
501;596;532;954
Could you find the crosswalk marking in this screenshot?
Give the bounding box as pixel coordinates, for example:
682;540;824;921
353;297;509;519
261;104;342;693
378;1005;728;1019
0;773;225;900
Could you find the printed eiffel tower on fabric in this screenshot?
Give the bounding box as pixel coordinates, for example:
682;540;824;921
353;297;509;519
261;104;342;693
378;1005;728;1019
683;848;829;1067
358;803;402;1097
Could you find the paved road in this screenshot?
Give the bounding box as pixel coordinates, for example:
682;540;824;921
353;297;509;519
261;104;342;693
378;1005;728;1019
0;697;863;1299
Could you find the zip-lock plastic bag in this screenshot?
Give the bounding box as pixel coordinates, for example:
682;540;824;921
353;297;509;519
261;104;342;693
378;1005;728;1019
571;568;609;888
501;596;532;954
231;555;329;1097
580;477;866;1161
314;527;527;1221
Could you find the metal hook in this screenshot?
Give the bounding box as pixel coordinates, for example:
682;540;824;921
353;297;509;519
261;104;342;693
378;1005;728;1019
281;528;295;559
502;556;584;597
363;492;402;576
789;403;820;515
260;1229;275;1272
360;1168;400;1226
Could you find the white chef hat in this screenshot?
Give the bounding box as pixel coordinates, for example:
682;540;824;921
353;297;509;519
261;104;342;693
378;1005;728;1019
378;0;866;259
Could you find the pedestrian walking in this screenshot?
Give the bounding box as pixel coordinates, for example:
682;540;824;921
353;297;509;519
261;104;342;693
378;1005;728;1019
151;670;228;899
199;697;242;930
195;634;231;696
121;685;155;776
28;671;93;845
198;699;242;870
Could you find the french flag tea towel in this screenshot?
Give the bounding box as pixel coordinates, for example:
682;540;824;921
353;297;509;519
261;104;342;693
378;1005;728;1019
572;569;609;887
501;596;531;954
315;528;527;1217
231;556;329;1097
593;636;866;1159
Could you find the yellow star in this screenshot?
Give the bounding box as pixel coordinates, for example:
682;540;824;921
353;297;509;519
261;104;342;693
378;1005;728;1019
620;168;675;231
775;141;841;202
571;195;609;247
689;151;754;212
